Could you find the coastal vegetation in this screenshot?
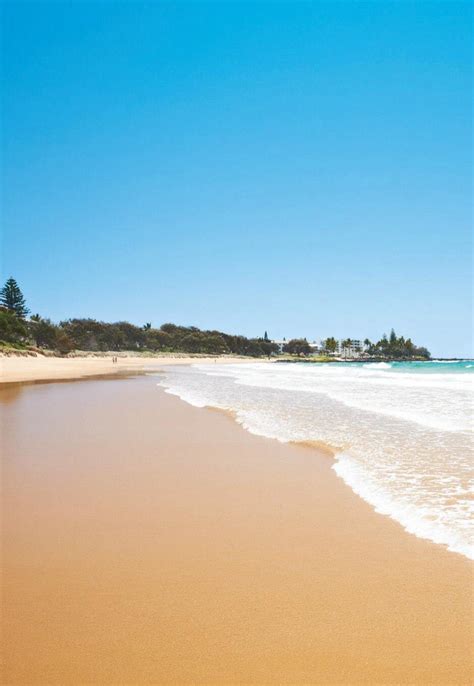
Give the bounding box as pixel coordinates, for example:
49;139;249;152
0;278;430;359
0;277;29;318
282;338;312;356
0;312;280;357
320;333;430;360
0;280;279;357
360;331;430;361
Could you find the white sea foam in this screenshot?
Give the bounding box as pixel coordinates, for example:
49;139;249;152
363;361;392;369
332;453;473;559
158;361;474;560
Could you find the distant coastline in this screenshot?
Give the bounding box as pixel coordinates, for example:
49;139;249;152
1;277;432;361
275;356;472;364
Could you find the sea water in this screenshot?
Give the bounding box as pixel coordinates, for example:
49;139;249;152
158;360;474;559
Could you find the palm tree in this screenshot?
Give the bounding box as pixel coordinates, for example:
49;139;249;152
342;338;352;359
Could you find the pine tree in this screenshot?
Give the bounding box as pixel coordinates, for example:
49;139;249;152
0;277;29;318
264;330;269;341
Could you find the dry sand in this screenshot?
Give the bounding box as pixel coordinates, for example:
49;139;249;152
0;353;255;385
1;374;473;684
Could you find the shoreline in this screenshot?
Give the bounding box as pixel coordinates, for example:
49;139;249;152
0;353;261;386
3;354;470;388
2;374;473;684
167;399;473;563
160;361;473;562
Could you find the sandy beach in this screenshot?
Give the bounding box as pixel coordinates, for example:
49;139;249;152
0;354;255;385
1;371;473;684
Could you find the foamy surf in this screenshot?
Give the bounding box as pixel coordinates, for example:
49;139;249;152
158;360;474;560
332;451;473;559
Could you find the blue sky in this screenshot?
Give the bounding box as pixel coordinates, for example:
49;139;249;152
2;1;472;357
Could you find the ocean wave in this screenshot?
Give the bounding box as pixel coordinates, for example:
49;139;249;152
362;362;392;369
158;362;474;561
332;452;473;560
192;363;473;432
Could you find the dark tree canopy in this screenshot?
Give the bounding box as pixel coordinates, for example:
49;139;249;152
0;279;430;360
0;277;29;318
21;318;279;357
324;337;338;353
283;338;312;356
365;332;430;360
0;309;29;343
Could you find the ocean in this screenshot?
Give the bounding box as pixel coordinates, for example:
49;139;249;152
158;360;474;560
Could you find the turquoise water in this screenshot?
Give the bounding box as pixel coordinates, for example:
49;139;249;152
320;360;474;373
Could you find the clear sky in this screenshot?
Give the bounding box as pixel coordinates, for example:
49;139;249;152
2;1;472;357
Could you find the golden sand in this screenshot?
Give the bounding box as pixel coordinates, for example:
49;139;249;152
0;353;258;385
1;376;473;684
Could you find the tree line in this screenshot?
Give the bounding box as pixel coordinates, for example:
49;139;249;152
362;330;430;360
0;278;279;357
320;332;430;359
0;277;431;359
278;333;430;359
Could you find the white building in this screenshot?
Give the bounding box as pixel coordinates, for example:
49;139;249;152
271;339;321;354
316;338;369;358
339;339;367;358
272;339;287;353
272;337;368;358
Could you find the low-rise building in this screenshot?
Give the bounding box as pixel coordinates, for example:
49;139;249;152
272;339;287;353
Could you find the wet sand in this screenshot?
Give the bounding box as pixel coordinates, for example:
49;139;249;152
1;375;473;684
